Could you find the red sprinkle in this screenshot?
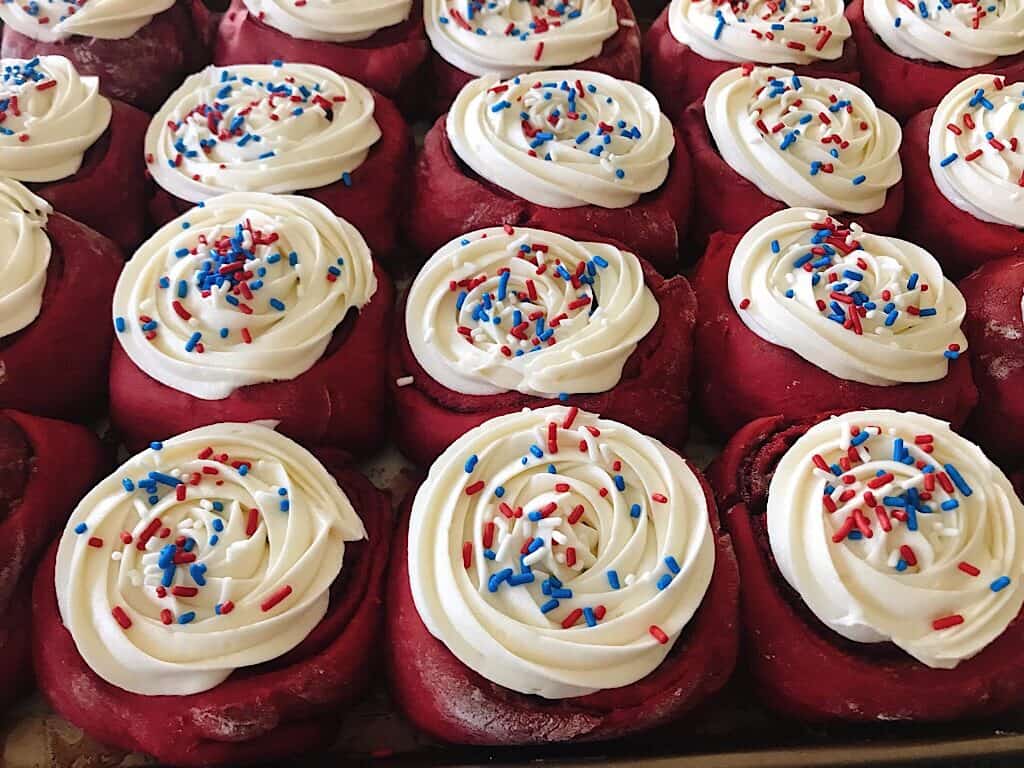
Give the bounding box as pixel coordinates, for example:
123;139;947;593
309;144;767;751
958;562;981;577
561;608;583;629
649;625;669;644
462;541;473;569
932;614;964;631
899;544;917;567
261;584;293;612
465;481;485;496
112;606;132;629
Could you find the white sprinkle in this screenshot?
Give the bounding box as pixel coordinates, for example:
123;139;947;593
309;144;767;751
396;376;414;387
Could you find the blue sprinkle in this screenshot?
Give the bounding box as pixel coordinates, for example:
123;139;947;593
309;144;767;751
607;570;620;589
212;518;224;532
74;523;87;534
630;503;642;518
665;556;681;574
583;607;597;627
852;175;867;185
464;455;479;473
614;475;625;492
656;573;673;590
178;612;196;625
540;599;560;614
991;576;1011;592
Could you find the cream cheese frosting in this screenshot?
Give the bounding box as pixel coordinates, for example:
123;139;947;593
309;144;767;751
729;207;968;385
406;226;658;397
425;0;620;78
112;193;378;400
56;422;367;696
0;0;175;42
447;70;674;208
409;406;715;698
769;409;1024;669
0;178;52;339
928;74;1024;229
145;63;381;204
704;65;903;214
0;56;112;183
864;0;1024;68
668;0;850;65
242;0;414;43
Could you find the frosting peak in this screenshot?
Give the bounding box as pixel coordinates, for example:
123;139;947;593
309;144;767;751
113;193;378;400
145;63;381;204
0;0;175;42
729;207;968;385
0;178;52;339
0;56;112;183
56;422;367;696
242;0;414;43
409;406;714;699
406;226;658;396
447;70;674;208
704;65;903;214
928;74;1024;229
769;409;1024;669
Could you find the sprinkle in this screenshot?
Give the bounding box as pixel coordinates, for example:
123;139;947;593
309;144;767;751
112;606;132;629
932;614;964;631
649;625;669;644
260;584;293;612
991;576;1011;592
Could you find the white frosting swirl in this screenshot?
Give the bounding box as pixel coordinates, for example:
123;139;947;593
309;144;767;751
113;193;378;400
864;0;1024;68
448;71;674;209
0;0;175;42
729;208;968;385
668;0;850;65
56;422;367;696
145;63;382;204
425;0;619;78
406;226;658;397
0;56;112;183
769;409;1024;669
704;66;903;214
0;178;51;339
242;0;413;43
409;406;715;699
928;74;1024;229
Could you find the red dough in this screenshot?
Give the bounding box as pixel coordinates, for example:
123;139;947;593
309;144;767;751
0;411;104;710
692;230;978;439
900;109;1024;279
386;474;739;745
1;0;213;114
848;0;1024;122
958;257;1024;468
643;8;861;126
680;99;904;247
214;0;428;110
390;251;697;467
424;0;642;118
407;119;693;275
33;461;391;766
148;90;411;264
709;412;1024;722
29;99;151;252
0;213;123;421
110;264;394;456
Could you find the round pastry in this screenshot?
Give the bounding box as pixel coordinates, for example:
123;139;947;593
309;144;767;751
681;65;905;247
0;1;212;113
0;55;150;251
407;70;692;275
33;422;390;765
710;408;1024;721
0;179;123;420
848;0;1024;121
422;0;642;118
900;74;1024;279
391;225;696;466
693;207;977;438
0;410;103;711
214;0;428;110
387;406;739;744
959;256;1024;468
644;0;860;125
145;62;411;263
109;193;393;456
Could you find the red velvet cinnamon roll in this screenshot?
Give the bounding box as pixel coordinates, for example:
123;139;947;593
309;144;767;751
391;225;696;467
644;0;859;125
388;406;739;744
0;410;104;711
33;422;390;765
900;74;1024;280
693;207;977;438
408;70;692;275
145;62;411;264
710;408;1024;721
0;55;149;251
848;0;1024;121
681;64;904;247
214;0;428;109
0;179;122;420
0;0;212;113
